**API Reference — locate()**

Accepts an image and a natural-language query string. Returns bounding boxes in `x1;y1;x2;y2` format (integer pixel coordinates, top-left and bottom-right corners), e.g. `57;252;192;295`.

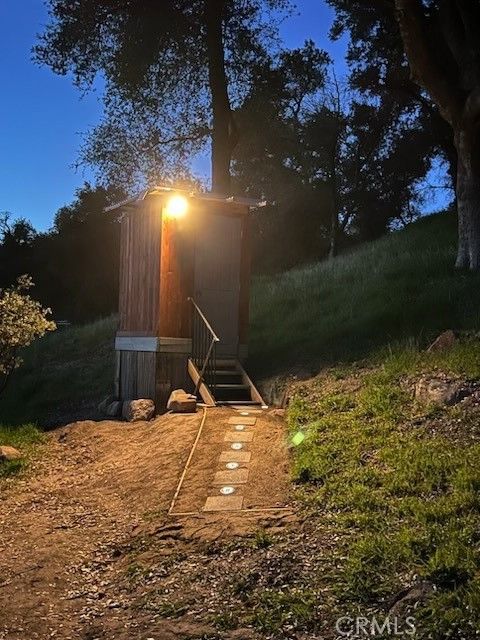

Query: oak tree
393;0;480;269
35;0;290;193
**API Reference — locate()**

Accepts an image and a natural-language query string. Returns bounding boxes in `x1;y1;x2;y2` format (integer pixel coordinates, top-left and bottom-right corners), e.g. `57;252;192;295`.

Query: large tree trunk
205;0;238;194
455;135;480;269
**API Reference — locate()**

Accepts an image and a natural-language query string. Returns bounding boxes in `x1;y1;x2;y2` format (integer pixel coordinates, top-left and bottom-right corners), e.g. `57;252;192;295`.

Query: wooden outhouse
108;187;264;410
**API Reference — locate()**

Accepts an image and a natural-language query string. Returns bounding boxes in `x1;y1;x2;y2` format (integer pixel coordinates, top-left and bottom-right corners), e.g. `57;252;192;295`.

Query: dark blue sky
0;1;344;230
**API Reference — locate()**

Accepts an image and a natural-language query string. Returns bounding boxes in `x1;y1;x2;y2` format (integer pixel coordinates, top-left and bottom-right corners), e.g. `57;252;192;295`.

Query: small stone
167;389;197;413
0;445;22;461
427;330;456;352
414;376;463;405
122;399;155;422
105;401;122;418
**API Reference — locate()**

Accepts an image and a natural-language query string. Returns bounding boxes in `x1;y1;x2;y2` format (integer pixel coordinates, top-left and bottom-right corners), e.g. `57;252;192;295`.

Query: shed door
194;212;242;356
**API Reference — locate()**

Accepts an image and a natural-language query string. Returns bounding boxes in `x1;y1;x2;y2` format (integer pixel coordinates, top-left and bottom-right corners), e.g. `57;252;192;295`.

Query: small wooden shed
108;187;264;410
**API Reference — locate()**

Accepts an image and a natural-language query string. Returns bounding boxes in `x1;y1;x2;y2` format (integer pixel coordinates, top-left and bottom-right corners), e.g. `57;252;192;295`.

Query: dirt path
0;409;291;640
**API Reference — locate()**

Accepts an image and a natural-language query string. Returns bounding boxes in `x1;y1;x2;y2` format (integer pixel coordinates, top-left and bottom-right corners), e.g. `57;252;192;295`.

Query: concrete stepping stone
213;468;249;485
231;423;252;432
228;416;257;426
203;495;244;512
224;431;253;443
219;450;251;463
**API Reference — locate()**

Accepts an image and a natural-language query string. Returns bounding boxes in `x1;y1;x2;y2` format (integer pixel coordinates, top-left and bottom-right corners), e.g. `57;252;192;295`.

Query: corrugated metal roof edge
104;186;266;212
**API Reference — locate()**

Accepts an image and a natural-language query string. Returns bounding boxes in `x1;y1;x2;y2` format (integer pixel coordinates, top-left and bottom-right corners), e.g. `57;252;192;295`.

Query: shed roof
104;186;265;213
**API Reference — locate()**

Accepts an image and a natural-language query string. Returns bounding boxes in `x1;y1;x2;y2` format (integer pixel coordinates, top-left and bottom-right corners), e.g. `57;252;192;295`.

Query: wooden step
217;400;263;406
187;357;265;407
215;384;250;391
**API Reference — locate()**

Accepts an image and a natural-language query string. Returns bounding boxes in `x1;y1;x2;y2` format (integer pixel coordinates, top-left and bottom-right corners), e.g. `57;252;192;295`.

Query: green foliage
34;0;292;188
0;423;44;478
253;528;274;549
0;275;56;394
0;316;116;426
288;338;480;636
0;184;124;324
246;588;318;633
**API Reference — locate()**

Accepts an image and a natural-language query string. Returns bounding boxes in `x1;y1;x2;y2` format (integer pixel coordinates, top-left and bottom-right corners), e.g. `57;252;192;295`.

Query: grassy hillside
286;339;480;638
250;210;480;372
2;210;480;425
0;316;116;426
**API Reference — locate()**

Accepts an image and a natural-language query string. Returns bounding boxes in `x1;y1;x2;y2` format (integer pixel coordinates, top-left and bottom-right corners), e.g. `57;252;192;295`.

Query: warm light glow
165;194;189;219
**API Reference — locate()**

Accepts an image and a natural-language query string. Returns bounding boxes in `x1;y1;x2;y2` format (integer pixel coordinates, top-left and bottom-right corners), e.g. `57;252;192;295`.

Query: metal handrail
188;297;220;342
188;297;220;397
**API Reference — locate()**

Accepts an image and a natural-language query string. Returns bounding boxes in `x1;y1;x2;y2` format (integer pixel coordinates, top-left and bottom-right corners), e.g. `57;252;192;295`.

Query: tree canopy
35;0;292;192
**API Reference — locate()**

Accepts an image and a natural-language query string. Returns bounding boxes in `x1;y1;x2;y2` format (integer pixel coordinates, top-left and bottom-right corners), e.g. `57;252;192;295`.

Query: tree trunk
328;185;339;259
455;137;480;269
205;0;238;194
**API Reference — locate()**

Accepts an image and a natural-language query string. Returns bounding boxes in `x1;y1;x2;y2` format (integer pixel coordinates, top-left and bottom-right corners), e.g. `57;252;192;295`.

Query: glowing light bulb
165;194;188;219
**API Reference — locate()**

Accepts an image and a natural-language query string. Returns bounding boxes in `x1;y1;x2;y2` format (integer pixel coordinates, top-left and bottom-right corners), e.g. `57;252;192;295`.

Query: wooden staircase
188;297;266;407
188;358;265;407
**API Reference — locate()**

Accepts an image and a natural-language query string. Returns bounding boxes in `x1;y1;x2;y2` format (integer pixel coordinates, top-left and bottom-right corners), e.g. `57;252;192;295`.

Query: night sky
0;1;344;230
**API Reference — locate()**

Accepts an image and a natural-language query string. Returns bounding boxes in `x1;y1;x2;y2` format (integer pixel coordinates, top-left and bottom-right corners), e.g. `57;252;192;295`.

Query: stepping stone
219;450;251;463
224;431;253;443
213;468;249;485
203;495;244;512
231;423;252;432
228;416;257;426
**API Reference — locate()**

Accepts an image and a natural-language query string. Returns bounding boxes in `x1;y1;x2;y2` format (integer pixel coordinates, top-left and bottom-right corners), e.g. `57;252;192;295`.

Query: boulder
427;330;456;352
414;376;463;406
105;400;123;418
0;445;22;461
167;389;197;413
122;399;155;422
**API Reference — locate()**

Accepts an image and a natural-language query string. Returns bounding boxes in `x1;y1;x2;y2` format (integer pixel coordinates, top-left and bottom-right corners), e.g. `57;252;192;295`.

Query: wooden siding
158;213;194;338
118;199;162;333
119;351;157;400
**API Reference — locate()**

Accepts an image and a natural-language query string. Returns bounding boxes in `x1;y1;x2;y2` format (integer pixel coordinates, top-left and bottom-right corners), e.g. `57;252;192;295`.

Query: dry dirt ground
0;409;295;640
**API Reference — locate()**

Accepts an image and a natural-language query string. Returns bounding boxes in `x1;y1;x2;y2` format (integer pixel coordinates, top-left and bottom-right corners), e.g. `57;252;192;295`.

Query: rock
122;399;155;422
0;445;22;461
270;408;286;418
389;581;434;616
427;330;456;352
98;395;115;414
167;389;197;413
105;400;122;418
414;376;463;405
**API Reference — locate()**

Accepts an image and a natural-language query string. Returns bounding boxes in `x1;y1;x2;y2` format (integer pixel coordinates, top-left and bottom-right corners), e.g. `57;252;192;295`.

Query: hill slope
2;210;479;425
250;210;480;372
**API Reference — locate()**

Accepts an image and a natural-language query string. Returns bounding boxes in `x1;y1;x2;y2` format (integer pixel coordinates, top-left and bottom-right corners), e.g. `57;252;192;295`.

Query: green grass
0;424;44;477
0;316;116;426
250;210;480;374
288;339;480;638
